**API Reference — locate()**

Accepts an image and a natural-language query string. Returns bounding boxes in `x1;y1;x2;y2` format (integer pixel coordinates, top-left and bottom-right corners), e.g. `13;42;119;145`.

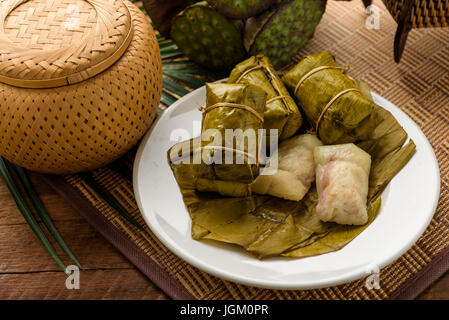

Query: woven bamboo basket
0;0;162;174
363;0;449;61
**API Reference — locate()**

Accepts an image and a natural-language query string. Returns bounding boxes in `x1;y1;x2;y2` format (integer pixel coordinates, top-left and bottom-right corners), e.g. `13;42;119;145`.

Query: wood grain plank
417;270;449;300
0;163;448;299
0;220;132;273
0;173;84;226
0;269;168;300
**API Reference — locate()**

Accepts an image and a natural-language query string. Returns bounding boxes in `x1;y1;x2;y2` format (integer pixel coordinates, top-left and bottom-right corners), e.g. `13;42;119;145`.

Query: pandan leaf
161;91;179;106
159;43;178;51
0;158;68;274
162;78;190;96
163;70;206;88
79;172;144;231
161;50;183;60
11;164;82;269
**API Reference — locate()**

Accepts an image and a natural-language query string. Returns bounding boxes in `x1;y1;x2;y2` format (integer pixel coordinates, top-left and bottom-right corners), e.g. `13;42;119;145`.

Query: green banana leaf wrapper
282;51;416;201
168;137;253;198
228;55;302;140
167;52;415;259
202;83;267;184
282;51;380;145
168;137;389;259
169;83;267;197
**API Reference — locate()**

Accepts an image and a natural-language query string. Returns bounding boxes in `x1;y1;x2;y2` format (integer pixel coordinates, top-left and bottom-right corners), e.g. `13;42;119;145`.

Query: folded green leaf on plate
283;196;382;258
368;140;416;201
228;55;302;140
282;51;381;145
167;51;415;259
202;83;267;184
283;51;416;198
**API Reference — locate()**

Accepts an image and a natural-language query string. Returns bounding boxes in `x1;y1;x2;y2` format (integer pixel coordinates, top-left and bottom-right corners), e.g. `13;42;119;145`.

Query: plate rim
133;87;440;290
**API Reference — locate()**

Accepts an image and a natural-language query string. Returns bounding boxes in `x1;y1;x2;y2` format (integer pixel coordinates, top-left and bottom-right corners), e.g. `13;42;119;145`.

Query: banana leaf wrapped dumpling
168;83;267;198
282;51;380;145
201;83;266;183
228;55;302;140
282;51;416;201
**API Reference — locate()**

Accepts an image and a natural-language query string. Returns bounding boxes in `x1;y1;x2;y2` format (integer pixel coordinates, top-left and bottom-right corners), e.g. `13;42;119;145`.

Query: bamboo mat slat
43;0;449;300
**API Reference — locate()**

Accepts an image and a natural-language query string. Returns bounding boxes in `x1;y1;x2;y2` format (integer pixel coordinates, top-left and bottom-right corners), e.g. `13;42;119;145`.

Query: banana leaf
169;137;380;259
282;51;416;200
168;137;252;197
282;51;381;145
201;83;266;184
228;55;302;140
167;53;415;259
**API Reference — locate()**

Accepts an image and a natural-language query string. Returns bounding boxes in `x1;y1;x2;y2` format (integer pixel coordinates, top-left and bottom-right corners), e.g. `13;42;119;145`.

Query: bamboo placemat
43;0;448;299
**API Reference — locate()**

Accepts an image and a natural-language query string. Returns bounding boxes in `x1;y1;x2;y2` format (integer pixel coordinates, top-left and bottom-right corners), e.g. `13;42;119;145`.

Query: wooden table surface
0;172;447;300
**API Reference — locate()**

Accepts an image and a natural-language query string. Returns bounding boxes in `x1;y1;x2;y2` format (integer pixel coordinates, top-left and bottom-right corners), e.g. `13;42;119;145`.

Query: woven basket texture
0;0;162;174
384;0;449;28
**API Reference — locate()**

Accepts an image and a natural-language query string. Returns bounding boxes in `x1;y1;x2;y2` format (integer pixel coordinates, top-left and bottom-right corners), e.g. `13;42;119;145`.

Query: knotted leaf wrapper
166;52;415;259
228;55;302;140
201;83;266;183
169;83;267;198
283;51;380;145
282;51;416;202
169;138;384;259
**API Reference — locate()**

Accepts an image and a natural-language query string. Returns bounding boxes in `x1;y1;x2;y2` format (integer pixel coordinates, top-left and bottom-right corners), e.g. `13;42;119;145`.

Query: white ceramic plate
133;86;440;290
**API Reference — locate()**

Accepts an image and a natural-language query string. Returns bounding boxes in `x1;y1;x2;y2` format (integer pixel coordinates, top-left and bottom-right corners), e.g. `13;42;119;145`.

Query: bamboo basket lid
0;0;162;174
0;0;134;88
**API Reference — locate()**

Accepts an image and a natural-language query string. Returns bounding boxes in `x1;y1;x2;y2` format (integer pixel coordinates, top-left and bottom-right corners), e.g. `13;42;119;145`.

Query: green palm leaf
0;158;68;274
158;37;218;108
79;172;144;231
11;164;82;269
